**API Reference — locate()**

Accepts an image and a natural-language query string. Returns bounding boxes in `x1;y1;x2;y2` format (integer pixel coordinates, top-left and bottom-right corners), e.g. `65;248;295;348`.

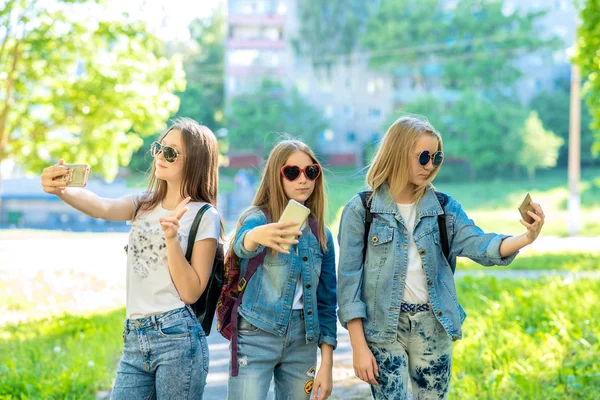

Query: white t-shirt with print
397;203;430;304
126;197;221;319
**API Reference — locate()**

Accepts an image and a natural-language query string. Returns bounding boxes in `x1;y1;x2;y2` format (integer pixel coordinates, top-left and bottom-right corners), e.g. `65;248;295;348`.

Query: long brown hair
367;115;443;203
229;139;328;257
136;118;221;229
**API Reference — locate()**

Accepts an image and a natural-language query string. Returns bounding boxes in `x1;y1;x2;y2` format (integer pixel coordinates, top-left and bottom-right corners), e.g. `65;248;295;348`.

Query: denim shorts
111;306;209;400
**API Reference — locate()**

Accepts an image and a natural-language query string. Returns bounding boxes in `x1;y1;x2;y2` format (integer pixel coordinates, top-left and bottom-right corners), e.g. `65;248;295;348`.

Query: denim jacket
337;184;518;343
233;208;337;349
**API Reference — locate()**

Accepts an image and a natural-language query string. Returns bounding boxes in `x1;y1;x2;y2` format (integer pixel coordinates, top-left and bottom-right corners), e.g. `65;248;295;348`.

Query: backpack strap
307;216;325;254
358;191;374;265
185;204;212;261
230;211;270;376
434;191;452;273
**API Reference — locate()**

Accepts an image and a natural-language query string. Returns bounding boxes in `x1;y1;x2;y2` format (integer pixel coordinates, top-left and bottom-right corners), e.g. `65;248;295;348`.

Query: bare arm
500;201;545;257
41;161;134;221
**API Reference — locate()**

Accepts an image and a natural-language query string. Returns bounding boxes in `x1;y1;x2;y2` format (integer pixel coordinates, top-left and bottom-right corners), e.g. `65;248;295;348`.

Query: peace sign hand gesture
160;197;191;240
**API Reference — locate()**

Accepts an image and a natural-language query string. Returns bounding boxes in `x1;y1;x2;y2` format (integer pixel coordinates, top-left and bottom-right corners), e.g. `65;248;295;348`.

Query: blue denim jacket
337;184;518;343
233;208;337;349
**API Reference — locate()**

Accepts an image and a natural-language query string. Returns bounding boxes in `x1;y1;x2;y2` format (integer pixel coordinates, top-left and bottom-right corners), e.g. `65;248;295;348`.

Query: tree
574;0;600;157
362;0;558;94
292;0;371;71
0;0;185;181
518;112;564;182
130;10;226;174
226;81;328;156
530;75;596;167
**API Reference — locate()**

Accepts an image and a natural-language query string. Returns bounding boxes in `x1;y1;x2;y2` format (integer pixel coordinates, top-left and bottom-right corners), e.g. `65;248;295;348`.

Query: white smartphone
278;199;311;251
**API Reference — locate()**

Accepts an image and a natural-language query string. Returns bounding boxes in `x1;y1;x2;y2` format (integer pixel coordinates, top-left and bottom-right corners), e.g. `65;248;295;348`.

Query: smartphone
278;199;311;251
54;164;90;187
518;192;535;223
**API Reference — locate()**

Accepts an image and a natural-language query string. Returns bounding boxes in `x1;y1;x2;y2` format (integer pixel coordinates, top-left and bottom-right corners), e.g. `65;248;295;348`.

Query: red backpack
216;216;320;376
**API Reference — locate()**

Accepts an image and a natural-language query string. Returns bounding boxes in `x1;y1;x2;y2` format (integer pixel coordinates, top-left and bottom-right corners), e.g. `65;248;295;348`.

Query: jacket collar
369;183;444;218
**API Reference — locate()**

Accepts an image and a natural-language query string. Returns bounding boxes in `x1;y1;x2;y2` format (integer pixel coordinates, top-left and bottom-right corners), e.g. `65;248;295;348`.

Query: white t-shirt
126;197;221;319
397;203;430;304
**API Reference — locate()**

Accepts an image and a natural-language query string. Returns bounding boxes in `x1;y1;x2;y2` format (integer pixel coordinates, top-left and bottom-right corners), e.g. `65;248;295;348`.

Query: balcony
228;14;285;26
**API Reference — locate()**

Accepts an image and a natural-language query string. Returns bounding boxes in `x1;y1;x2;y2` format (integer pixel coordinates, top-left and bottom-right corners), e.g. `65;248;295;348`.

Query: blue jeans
368;309;453;400
228;310;318;400
111;306;209;400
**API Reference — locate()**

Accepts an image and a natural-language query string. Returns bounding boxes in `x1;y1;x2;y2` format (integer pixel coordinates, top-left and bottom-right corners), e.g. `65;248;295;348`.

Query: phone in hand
518;192;535;224
54;164;90;187
278;199;311;251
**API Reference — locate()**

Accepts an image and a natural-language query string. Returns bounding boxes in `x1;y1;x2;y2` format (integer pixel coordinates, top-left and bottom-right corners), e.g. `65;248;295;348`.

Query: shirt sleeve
194;205;221;242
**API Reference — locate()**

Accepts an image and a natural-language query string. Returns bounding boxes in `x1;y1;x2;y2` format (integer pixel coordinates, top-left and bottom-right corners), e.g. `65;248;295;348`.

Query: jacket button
305;284;311;289
308;337;313;341
371;236;378;243
452;335;458;341
302;256;308;261
427;280;433;286
437;311;443;316
419;249;426;255
307;311;313;316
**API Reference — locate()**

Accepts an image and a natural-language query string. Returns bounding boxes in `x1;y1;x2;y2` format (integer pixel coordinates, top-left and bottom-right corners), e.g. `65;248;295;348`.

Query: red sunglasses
280;164;321;181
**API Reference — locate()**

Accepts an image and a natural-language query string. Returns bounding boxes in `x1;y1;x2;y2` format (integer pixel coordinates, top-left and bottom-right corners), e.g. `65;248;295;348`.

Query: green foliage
175;12;225;129
0;0;185;180
519;112;564;181
452;276;600;399
575;0;600;158
363;0;558;93
530;77;597;166
226;80;328;156
0;309;125;399
456;251;600;272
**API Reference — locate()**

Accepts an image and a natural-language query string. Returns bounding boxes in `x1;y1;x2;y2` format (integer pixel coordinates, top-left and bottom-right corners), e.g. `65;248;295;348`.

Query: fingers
174;206;189;220
366;367;378;385
276;228;303;237
174;197;191;213
273;237;299;246
160;221;178;231
276;221;300;229
44;166;69;179
160;217;181;227
526;210;542;223
269;242;290;254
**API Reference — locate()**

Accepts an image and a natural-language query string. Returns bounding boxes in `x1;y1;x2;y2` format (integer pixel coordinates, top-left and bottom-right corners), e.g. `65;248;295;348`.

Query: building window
346;132;357;143
368;108;382;119
367;78;385;94
324;105;334;118
343;105;354;117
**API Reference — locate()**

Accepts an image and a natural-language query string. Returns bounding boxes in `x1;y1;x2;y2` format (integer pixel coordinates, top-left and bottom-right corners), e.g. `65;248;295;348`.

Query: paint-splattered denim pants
228;310;318;400
368;309;453;400
111;306;209;400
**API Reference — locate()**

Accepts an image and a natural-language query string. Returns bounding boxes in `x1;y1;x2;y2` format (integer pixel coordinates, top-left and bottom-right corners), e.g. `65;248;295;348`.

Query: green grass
0;309;125;399
452;276;600;399
457;251;600;272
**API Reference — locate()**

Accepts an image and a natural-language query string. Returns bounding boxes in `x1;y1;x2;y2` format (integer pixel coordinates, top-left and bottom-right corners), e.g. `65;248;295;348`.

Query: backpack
186;204;224;335
358;190;452;273
216;213;320;376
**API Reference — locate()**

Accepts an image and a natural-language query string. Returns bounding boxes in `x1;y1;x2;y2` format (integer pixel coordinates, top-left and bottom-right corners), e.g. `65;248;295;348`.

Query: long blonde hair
367;115;443;203
229;139;328;257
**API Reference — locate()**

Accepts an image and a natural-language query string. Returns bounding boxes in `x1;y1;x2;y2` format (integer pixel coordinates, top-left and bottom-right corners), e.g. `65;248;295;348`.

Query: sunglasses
150;141;185;163
417;150;444;167
281;164;321;181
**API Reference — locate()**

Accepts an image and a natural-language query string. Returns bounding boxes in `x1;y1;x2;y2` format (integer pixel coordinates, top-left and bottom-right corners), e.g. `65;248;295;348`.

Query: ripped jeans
368;309;453;400
227;310;318;400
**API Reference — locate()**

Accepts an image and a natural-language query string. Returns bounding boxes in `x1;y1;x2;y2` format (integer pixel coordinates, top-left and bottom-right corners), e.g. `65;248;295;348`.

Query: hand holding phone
278;199;311;251
518;193;535;224
53;163;90;187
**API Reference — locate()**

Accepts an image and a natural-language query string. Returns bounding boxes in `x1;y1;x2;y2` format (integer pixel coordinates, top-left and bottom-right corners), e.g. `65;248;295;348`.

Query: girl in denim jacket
41;118;221;399
337;116;545;399
227;140;337;400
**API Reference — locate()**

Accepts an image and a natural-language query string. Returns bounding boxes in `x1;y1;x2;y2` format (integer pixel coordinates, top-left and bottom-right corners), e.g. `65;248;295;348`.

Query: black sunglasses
417;150;444;167
150;141;185;163
281;164;321;181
